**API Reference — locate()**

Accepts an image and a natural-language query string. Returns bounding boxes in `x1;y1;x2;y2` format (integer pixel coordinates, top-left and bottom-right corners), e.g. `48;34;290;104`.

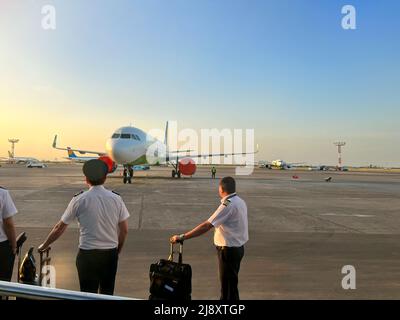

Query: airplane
53;122;258;183
65;148;98;163
6;151;40;164
259;159;305;170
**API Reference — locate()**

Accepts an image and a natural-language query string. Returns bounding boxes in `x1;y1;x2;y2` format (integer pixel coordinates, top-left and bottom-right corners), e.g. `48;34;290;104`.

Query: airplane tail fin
164;121;169;150
52;135;58;149
164;121;170;162
67;148;77;158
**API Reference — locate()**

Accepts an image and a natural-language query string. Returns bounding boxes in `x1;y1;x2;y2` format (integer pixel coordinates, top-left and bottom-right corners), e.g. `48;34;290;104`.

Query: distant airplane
53;122;258;183
7;151;39;164
64;148;98;163
259;159;305;170
308;165;328;171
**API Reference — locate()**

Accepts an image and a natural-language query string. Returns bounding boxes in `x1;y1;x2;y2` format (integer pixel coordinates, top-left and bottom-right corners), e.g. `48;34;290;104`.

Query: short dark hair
87;176;106;186
220;176;236;194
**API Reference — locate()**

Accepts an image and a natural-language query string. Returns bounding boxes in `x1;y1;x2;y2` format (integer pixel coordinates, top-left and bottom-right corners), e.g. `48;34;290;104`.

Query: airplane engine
98;156;118;173
178;157;197;176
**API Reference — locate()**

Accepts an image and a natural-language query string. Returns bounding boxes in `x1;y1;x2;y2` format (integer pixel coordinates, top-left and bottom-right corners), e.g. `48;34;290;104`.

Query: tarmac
1;163;400;299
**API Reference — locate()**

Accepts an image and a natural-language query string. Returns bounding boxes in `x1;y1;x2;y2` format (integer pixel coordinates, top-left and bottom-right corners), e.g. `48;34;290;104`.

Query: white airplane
53;122;258;182
259;159;304;170
6;151;40;164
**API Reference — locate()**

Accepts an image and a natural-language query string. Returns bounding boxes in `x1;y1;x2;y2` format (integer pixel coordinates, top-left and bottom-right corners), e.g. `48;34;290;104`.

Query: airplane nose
106;139;131;164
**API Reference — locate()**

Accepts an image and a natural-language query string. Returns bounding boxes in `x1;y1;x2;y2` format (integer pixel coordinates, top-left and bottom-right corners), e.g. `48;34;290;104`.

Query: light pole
334;141;346;170
8;138;19;163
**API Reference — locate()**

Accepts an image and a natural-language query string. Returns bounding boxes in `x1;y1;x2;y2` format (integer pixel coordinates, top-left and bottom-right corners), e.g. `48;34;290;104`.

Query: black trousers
216;245;244;300
0;240;15;282
76;248;118;295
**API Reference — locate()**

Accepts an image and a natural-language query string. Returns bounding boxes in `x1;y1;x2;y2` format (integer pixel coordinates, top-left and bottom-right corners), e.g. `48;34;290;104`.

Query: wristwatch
178;233;185;242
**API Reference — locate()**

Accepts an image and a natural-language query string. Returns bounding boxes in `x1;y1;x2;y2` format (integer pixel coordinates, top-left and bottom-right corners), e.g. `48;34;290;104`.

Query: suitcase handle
38;247;51;286
168;242;183;264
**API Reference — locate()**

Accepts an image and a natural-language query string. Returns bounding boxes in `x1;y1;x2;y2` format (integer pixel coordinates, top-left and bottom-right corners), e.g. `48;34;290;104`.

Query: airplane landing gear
171;169;181;178
170;154;181;179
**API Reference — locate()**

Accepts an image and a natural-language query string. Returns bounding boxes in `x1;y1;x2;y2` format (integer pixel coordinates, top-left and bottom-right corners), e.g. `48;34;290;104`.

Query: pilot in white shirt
39;159;130;295
171;176;248;300
0;187;18;282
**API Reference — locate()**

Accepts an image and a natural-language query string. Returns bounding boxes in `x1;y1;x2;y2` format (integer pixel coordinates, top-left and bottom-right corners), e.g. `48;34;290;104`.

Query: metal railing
0;281;137;300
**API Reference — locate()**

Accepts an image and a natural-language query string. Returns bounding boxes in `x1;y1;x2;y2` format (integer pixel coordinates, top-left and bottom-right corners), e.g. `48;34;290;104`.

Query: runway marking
320;213;375;218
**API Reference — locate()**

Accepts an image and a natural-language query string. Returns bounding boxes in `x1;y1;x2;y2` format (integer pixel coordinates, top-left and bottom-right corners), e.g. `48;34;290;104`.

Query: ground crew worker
170;176;248;300
38;159;130;295
0;187;18;282
211;166;217;179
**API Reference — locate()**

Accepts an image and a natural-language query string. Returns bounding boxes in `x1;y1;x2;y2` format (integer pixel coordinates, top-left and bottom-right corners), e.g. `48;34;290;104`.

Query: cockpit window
134;134;141;141
112;133;120;139
121;133;131;139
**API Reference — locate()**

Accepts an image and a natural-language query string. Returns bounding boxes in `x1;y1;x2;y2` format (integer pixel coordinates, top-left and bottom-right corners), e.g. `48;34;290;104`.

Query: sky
0;0;399;166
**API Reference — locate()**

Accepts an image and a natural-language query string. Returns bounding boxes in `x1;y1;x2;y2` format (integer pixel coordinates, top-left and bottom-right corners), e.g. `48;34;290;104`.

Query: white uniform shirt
207;193;249;247
0;188;18;242
61;185;130;250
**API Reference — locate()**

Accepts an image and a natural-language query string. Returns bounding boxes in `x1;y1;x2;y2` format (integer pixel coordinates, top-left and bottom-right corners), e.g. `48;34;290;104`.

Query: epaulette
73;190;84;197
112;190;120;196
222;199;231;207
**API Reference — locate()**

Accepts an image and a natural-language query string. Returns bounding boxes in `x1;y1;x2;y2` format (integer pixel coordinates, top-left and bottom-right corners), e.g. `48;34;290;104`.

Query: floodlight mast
334;141;346;170
8;138;19;163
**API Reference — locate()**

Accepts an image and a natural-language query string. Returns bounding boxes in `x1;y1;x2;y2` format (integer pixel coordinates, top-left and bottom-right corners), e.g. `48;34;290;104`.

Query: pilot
38;159;130;295
0;186;18;283
170;176;248;300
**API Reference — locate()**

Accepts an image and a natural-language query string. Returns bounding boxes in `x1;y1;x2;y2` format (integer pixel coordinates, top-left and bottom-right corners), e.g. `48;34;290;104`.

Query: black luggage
149;241;192;300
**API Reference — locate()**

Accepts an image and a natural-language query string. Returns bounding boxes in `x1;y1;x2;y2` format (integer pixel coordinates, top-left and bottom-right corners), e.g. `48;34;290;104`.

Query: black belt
79;248;117;253
216;245;244;250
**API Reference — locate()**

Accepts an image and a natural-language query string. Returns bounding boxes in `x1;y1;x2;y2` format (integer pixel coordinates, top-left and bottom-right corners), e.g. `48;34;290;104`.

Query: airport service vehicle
259;159;304;170
26;162;47;168
133;165;150;171
308;165;328;171
53;122;256;183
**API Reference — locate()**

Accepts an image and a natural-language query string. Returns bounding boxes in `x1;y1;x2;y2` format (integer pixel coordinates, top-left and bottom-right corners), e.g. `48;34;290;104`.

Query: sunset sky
1;0;399;166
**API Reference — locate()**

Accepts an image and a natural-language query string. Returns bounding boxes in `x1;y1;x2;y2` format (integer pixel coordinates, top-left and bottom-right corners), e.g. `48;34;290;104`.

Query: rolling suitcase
149;241;192;300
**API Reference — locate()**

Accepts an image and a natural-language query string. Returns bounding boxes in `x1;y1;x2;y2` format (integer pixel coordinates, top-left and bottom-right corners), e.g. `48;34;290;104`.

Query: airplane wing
52;135;106;156
166;145;259;161
162;121;258;163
